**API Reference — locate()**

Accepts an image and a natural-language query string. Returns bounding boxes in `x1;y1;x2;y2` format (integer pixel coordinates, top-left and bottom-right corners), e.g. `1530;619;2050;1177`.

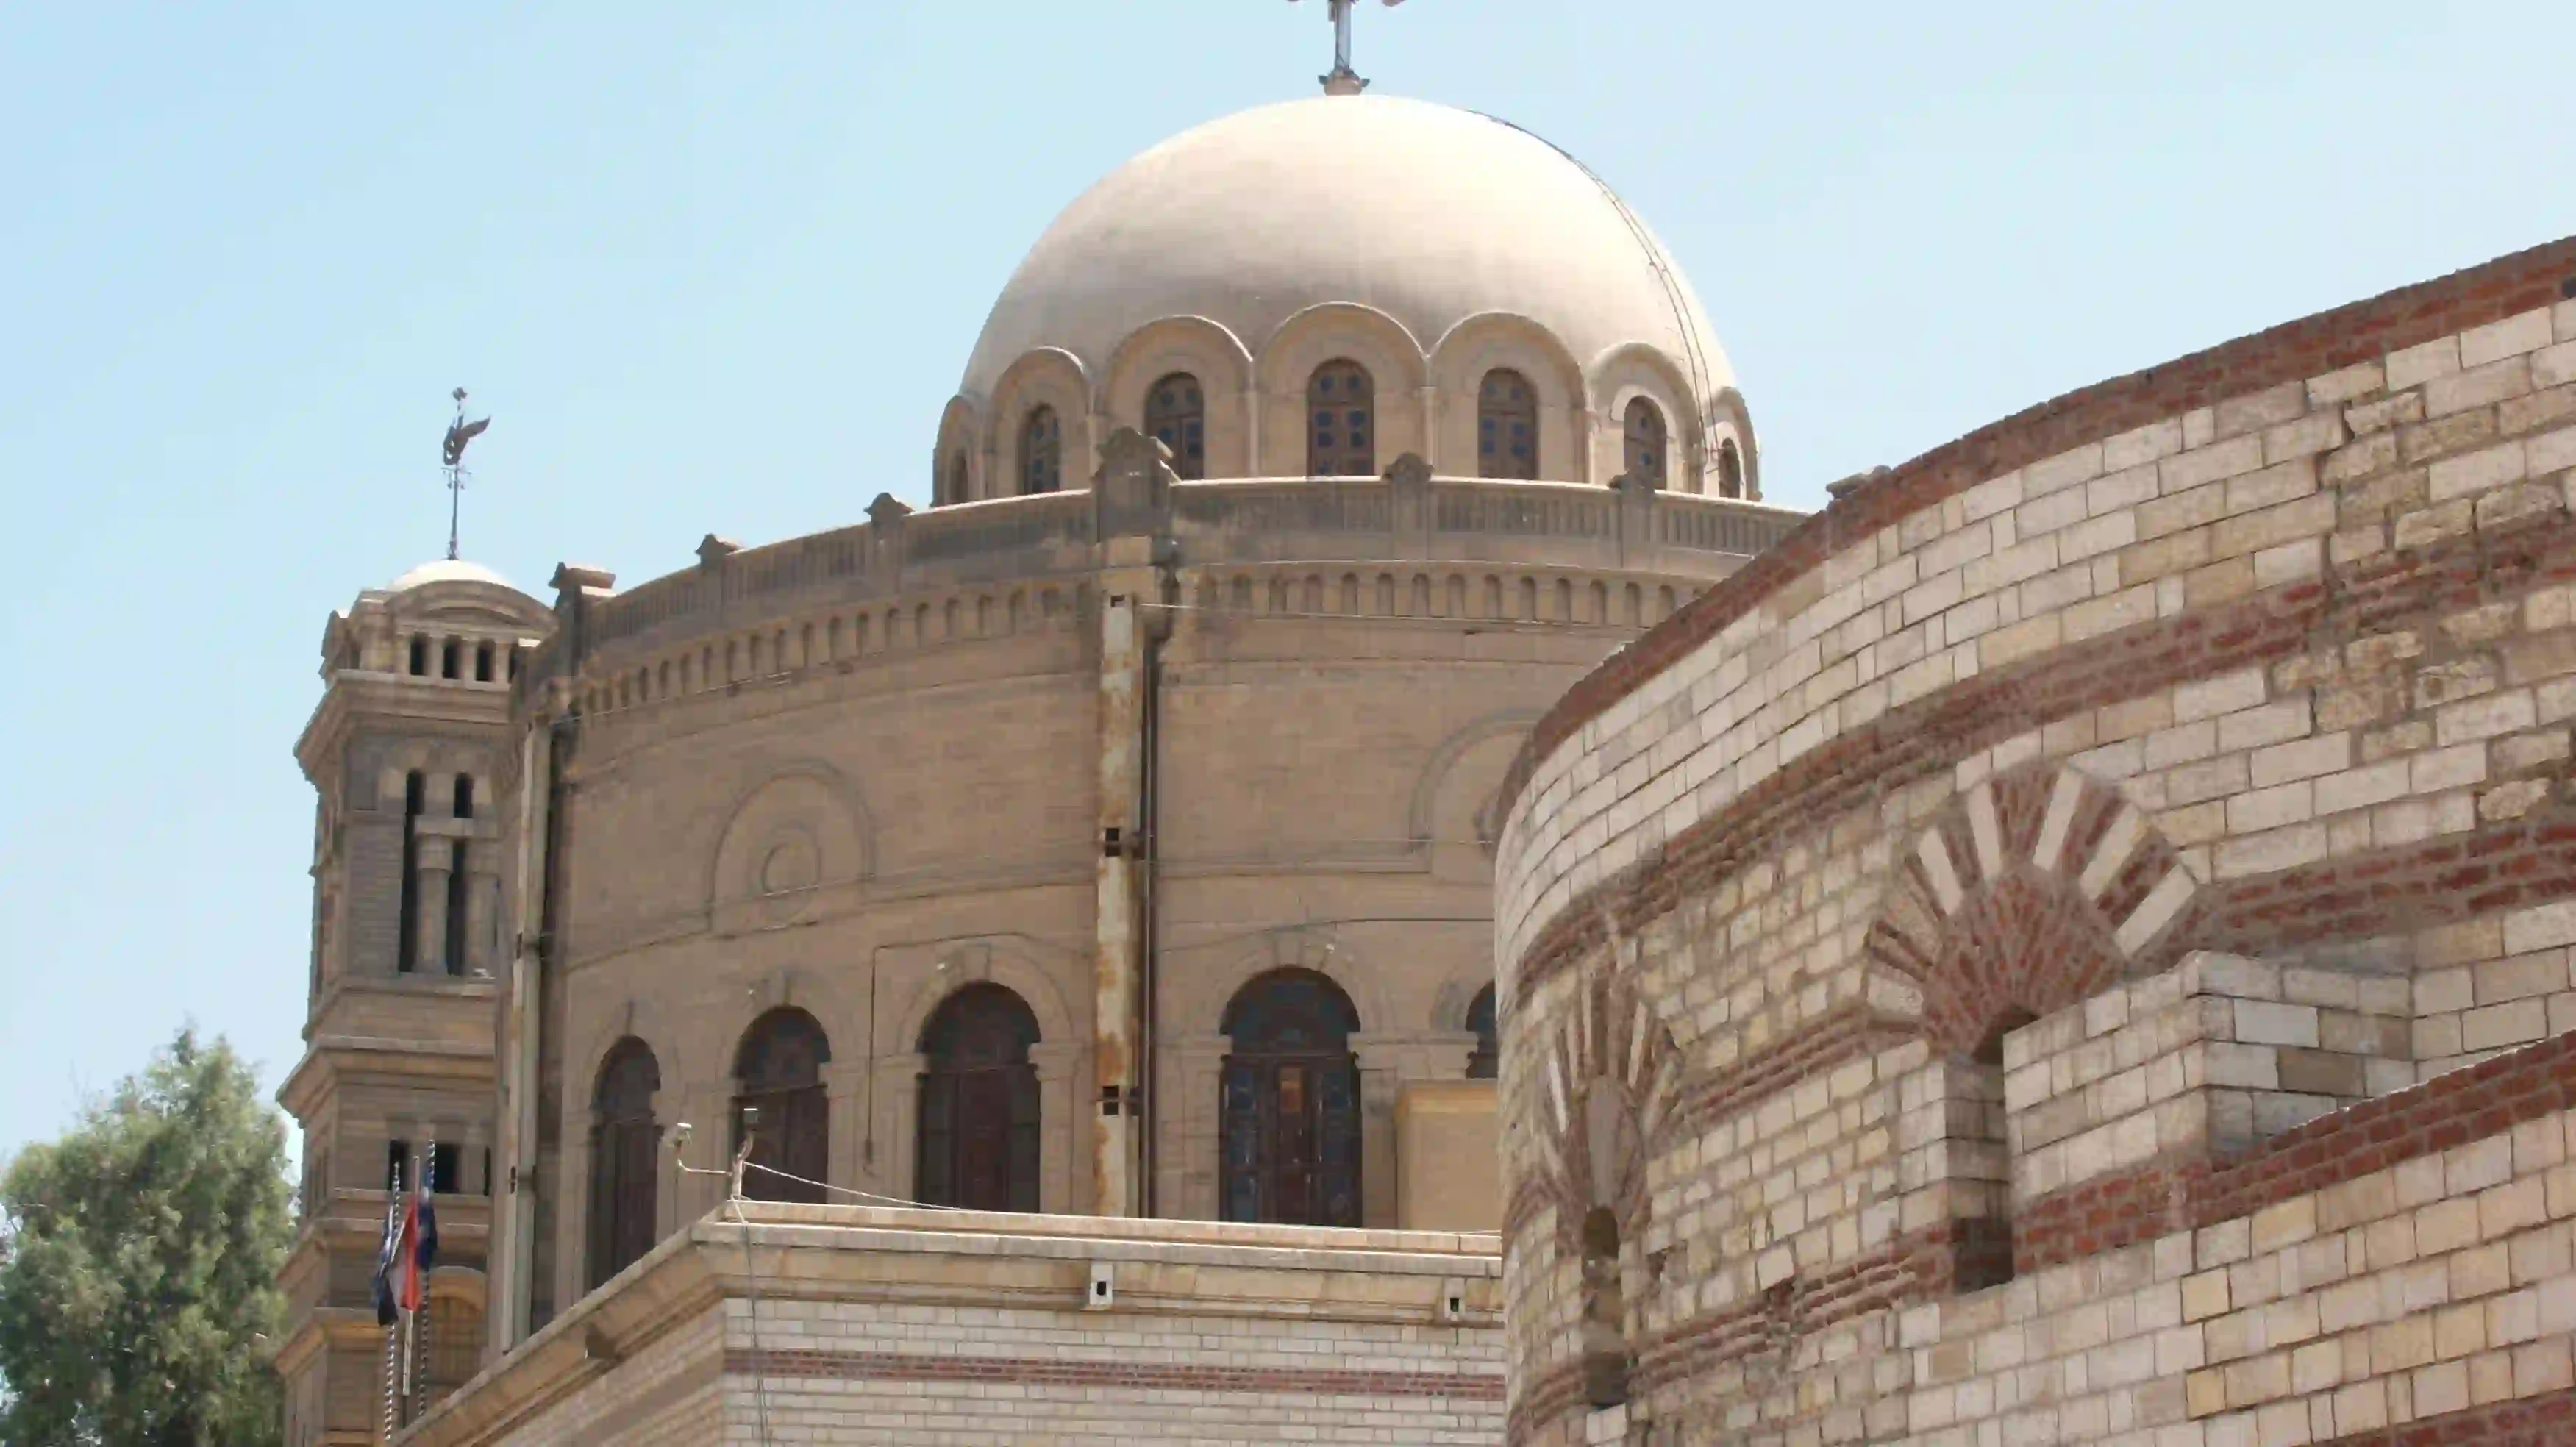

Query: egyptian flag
370;1174;441;1325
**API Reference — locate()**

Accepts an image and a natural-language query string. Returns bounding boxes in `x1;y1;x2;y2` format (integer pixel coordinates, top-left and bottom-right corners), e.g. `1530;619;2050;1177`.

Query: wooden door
918;985;1043;1212
1220;1052;1360;1226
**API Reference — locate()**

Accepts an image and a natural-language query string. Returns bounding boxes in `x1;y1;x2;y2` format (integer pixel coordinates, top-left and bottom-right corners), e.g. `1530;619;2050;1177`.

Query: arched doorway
1219;968;1361;1226
916;984;1041;1212
732;1007;831;1204
586;1037;660;1290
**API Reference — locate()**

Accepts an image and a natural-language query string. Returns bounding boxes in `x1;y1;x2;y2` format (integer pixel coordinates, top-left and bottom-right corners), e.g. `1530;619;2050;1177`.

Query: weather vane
1291;0;1409;96
439;387;490;562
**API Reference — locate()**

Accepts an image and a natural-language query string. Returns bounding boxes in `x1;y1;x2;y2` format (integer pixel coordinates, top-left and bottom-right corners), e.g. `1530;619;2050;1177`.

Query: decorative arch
707;760;875;935
1200;927;1390;1038
1866;762;2204;1056
1427;312;1585;481
885;940;1080;1062
1102;315;1253;477
1526;962;1683;1248
982;347;1091;491
1409;710;1543;860
1709;385;1760;500
933;395;983;504
1255;302;1427;474
1587;342;1702;493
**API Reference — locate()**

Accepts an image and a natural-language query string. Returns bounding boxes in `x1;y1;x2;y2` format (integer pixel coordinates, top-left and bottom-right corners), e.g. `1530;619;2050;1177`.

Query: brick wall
1494;242;2576;1446
402;1205;1504;1447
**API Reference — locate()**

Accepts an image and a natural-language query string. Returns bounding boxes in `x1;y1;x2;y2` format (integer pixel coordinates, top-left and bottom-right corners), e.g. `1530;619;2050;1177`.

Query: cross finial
1294;0;1409;96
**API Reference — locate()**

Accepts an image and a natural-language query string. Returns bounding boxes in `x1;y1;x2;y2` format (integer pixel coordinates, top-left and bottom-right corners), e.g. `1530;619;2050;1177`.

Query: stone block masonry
397;1204;1504;1447
1495;239;2576;1446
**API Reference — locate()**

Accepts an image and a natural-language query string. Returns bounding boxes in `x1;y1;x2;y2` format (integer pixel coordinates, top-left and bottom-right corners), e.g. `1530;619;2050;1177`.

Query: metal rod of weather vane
382;1158;402;1443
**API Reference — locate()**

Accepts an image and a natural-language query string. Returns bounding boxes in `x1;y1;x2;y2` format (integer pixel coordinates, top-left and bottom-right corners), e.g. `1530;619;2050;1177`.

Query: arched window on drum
1621;397;1667;489
1219;968;1361;1227
1716;437;1745;499
1018;406;1062;494
1306;360;1374;477
732;1008;832;1203
1465;984;1499;1080
1145;373;1206;480
586;1038;660;1290
916;983;1042;1212
1477;370;1538;480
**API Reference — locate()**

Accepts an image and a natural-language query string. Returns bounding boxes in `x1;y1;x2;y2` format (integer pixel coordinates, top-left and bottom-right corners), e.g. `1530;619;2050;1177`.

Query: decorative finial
1292;0;1409;96
440;387;491;562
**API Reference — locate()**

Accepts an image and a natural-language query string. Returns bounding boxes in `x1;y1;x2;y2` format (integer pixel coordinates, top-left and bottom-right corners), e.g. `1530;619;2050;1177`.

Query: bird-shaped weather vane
1291;0;1409;96
440;387;490;562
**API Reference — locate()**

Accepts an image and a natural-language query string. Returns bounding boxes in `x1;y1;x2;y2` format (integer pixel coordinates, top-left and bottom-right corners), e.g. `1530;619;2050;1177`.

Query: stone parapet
399;1203;1503;1447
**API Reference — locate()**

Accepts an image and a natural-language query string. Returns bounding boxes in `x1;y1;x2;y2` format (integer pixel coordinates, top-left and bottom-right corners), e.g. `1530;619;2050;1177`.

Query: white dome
388;557;510;593
959;95;1734;405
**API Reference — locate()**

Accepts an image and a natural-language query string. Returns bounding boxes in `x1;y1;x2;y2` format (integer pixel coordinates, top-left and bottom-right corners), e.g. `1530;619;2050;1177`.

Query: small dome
388;557;510;593
960;94;1734;403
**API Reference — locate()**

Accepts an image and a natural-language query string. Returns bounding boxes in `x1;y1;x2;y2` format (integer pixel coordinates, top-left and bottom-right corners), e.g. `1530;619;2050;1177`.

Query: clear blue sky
1;1;2566;1160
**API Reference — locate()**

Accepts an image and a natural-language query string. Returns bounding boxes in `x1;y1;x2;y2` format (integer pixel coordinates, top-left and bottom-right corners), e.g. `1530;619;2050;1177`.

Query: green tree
0;1029;292;1446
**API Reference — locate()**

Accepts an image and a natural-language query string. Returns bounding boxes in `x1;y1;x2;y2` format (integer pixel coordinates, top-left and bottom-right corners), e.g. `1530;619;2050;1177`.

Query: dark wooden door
1221;1051;1360;1226
588;1038;661;1289
917;985;1043;1212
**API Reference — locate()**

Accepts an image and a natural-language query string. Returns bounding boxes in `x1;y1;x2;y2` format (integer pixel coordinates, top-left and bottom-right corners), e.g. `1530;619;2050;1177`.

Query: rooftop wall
402;1204;1504;1447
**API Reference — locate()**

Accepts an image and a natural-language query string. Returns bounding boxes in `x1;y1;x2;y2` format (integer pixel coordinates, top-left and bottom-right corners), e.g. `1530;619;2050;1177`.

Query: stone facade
399;1204;1502;1447
278;565;557;1446
279;84;1801;1445
1494;240;2576;1445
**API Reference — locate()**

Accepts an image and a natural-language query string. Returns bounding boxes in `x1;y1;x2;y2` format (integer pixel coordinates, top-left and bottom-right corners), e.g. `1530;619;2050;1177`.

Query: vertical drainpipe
493;708;551;1351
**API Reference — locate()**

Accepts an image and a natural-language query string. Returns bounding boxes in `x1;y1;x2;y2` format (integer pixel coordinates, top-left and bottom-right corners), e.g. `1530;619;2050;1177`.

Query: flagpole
382;1157;402;1443
407;1126;435;1421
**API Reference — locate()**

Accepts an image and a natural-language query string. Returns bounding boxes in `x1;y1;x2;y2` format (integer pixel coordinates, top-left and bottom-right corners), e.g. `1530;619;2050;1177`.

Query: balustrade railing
568;474;1800;662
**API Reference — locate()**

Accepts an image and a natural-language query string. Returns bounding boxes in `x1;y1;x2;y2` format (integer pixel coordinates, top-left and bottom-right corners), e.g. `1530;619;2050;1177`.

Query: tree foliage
0;1029;292;1446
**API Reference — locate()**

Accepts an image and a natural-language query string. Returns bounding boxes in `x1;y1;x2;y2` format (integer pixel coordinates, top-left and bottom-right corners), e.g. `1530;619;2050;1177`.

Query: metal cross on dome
1292;0;1409;96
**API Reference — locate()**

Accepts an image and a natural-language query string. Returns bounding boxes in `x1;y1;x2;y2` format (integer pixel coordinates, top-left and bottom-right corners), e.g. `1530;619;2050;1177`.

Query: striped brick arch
1527;960;1684;1246
1869;763;2202;1057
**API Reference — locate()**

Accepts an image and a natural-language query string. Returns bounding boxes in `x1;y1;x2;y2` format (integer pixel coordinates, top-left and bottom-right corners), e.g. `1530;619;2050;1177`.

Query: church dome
960;94;1733;404
387;557;511;593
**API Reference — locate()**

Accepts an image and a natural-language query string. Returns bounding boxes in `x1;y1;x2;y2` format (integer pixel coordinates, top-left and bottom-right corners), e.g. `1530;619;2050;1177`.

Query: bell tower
273;560;552;1445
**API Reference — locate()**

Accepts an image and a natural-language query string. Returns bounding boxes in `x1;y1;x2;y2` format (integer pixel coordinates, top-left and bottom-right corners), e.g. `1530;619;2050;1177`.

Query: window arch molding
884;945;1080;1214
1585;343;1704;492
980;347;1090;493
1103;316;1253;479
932;396;982;504
1253;302;1426;476
1427;312;1584;481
